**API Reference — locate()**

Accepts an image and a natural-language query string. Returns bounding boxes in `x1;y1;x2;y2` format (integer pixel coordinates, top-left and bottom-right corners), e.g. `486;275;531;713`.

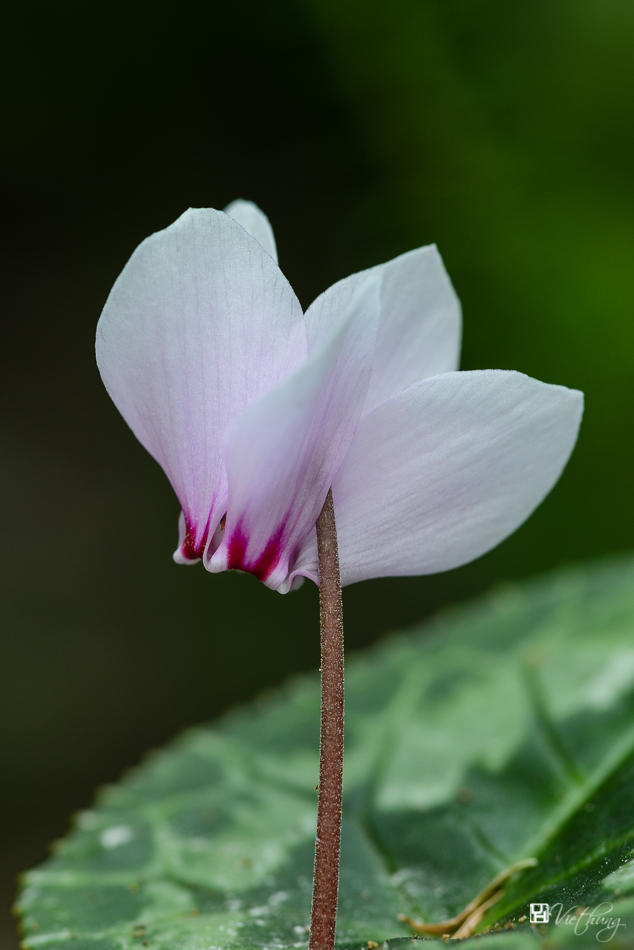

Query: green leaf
16;557;634;949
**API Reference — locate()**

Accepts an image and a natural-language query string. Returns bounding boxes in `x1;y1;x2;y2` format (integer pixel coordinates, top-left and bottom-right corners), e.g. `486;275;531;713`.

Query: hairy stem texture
309;488;344;950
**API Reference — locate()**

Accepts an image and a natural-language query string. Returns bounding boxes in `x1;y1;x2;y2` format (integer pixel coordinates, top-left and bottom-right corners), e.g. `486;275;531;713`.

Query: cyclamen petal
224;199;278;263
209;276;380;591
97;201;583;593
305;245;461;413
96;208;306;561
330;370;584;586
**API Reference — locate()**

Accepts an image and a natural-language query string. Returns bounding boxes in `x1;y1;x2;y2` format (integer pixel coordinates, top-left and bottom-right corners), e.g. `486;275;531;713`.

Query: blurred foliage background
1;0;633;945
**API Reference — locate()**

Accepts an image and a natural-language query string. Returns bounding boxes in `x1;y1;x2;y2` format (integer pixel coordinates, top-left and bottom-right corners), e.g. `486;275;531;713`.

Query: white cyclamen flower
96;200;583;593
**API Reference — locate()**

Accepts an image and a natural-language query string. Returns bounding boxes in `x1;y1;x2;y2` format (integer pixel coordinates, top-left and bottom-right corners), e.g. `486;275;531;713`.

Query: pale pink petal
328;370;583;587
285;529;319;590
224;199;278;263
96;208;306;562
209;276;381;592
305;246;461;413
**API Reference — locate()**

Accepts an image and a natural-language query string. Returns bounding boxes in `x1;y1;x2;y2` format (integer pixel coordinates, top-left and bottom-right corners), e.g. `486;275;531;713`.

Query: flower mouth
180;515;285;585
180;512;226;563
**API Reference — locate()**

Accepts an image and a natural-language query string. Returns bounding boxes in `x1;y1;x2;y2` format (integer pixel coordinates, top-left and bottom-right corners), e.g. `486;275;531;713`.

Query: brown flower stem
309;488;344;950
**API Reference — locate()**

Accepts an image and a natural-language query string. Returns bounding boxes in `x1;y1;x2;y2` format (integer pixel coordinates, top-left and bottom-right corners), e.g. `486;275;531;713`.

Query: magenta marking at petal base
251;526;285;581
227;526;248;571
227;523;285;581
181;518;210;561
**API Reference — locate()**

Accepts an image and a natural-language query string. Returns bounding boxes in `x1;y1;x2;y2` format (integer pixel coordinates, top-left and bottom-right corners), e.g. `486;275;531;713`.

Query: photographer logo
530;903;550;924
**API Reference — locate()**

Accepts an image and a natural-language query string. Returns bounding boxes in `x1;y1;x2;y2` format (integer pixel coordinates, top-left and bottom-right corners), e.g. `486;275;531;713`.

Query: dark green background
1;1;633;946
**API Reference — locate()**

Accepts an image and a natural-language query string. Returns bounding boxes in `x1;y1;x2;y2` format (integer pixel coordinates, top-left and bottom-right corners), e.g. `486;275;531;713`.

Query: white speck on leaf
269;891;289;906
100;826;134;849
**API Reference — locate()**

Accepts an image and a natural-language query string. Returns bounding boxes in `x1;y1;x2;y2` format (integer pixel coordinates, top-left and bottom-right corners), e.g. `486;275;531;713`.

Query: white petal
224;199;278;263
305;246;461;413
331;370;583;586
285;528;319;590
96;208;306;559
209;276;381;591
